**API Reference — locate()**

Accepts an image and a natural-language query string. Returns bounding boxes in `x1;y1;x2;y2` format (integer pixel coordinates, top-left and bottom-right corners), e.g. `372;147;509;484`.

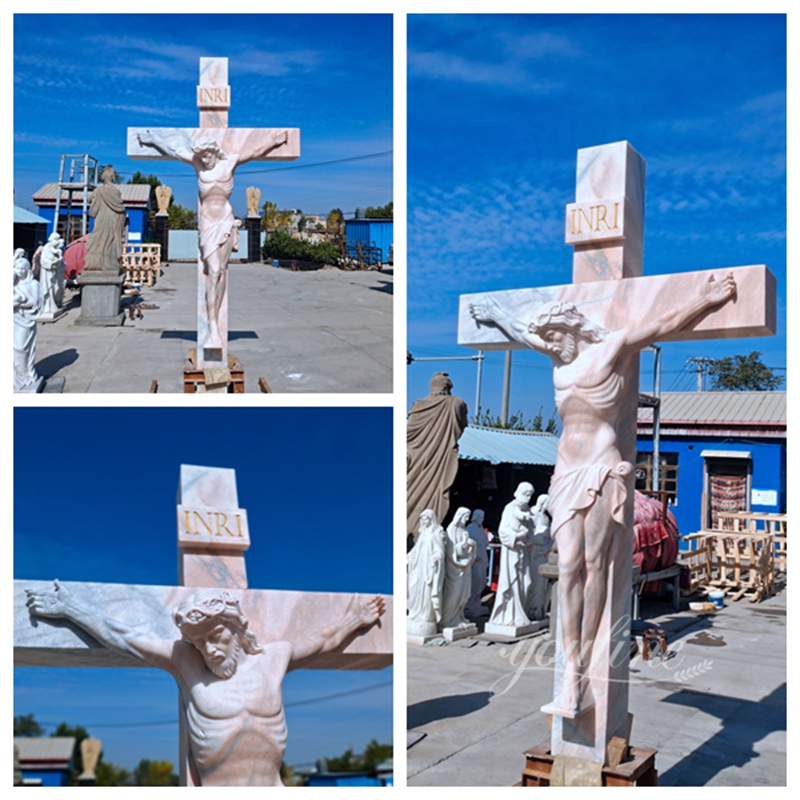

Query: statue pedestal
442;623;478;642
155;214;170;261
246;216;261;262
38;307;66;323
76;271;125;326
484;619;547;638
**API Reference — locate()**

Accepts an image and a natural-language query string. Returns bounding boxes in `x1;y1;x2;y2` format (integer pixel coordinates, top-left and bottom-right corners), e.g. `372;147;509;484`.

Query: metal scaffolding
52;154;99;242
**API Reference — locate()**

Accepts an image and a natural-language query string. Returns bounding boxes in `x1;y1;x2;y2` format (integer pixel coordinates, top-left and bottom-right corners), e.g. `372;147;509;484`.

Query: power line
32;680;393;730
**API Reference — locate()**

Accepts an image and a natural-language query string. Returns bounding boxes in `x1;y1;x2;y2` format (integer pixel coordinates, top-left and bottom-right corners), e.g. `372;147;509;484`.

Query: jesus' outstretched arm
625;272;737;351
288;595;385;669
469;294;548;353
136;129;195;165
25;579;176;671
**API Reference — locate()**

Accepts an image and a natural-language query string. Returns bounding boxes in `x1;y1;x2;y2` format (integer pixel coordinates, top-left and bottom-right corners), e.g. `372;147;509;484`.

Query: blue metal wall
345;219;393;262
38;207;148;242
636;434;786;540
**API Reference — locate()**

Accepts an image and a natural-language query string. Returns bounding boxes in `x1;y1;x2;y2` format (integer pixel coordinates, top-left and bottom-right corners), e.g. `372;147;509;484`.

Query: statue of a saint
407;509;446;638
155;184;172;215
526;494;553;621
85;166;126;271
14;250;44;392
136;128;288;350
470;272;737;716
465;509;489;619
441;507;476;629
25;582;385;786
246;186;262;218
487;482;535;628
39;232;66;315
407;373;468;541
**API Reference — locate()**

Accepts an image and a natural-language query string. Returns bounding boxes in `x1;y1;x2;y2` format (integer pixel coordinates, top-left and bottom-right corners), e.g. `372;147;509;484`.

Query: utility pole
686;356;714;392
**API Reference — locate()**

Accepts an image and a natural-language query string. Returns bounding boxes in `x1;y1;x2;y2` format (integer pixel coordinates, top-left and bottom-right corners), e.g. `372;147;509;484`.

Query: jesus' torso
176;640;293;786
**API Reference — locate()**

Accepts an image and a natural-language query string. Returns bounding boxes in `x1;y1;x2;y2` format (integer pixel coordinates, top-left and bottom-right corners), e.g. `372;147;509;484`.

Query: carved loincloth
549;462;633;538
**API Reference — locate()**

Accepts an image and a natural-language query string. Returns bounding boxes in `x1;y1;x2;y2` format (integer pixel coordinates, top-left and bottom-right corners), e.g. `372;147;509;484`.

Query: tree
50;722;90;778
14;714;44;737
361;739;392;770
95;760;132;786
364;201;393;219
707;351;784;391
133;758;179;786
473;406;559;433
321;741;393;773
167;202;197;230
326;208;344;236
128;171;165;232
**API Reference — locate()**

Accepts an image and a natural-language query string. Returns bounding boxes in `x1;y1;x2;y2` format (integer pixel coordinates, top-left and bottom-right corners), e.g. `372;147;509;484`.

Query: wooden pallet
520;742;657;787
183;351;245;393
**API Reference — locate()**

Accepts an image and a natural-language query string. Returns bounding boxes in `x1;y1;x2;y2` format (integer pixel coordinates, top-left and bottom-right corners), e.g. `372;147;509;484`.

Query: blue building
636;392;786;538
345;217;393;264
31;182;151;244
14;737;75;786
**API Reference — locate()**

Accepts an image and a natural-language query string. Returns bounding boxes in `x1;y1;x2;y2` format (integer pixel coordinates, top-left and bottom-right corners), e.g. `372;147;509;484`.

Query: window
635;451;679;503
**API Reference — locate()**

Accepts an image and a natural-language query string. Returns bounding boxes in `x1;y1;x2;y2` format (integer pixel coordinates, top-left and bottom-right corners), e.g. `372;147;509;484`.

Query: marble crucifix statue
459;141;776;766
15;465;392;786
127;58;300;368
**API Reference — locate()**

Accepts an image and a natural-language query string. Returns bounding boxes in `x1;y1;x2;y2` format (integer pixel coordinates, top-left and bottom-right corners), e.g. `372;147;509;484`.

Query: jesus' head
174;590;263;678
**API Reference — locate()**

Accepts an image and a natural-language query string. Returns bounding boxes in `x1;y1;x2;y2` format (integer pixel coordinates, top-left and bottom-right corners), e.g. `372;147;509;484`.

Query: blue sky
14;406;393;775
407;14;786;420
13;14;393;219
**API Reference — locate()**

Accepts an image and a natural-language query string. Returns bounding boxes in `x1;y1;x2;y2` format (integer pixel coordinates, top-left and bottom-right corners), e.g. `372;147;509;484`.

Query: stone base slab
484;619;547;638
442;624;478;642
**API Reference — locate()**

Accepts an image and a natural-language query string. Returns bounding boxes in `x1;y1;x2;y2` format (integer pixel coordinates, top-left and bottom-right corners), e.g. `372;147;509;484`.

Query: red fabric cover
632;490;679;592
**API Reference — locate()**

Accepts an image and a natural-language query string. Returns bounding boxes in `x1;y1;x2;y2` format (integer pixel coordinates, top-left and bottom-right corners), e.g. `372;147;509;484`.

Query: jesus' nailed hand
26;580;386;786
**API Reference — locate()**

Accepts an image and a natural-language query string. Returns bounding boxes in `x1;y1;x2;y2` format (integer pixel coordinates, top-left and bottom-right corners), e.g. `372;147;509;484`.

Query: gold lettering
594;204;608;230
214;512;234;537
235;514;244;538
192;511;214;536
612;202;620;229
578;208;593;235
184;509;195;534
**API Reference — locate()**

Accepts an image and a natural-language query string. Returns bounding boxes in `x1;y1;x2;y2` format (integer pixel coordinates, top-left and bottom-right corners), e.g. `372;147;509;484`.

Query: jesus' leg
541;516;585;718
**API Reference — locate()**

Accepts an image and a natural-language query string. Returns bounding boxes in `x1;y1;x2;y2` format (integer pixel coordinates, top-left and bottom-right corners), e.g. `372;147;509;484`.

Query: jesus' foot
540;669;582;718
205;325;224;350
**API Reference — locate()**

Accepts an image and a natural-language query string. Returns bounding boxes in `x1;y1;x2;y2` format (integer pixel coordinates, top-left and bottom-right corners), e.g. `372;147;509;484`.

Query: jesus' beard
205;636;242;680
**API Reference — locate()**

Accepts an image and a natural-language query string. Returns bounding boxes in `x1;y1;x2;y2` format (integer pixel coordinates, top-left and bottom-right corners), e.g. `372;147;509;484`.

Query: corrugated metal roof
14;205;48;224
14;737;75;761
458;425;559;465
32;182;151;205
638;391;786;425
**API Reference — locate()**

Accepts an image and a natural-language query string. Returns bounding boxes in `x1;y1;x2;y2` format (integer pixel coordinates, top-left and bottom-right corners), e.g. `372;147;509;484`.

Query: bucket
273;259;279;268
708;589;725;609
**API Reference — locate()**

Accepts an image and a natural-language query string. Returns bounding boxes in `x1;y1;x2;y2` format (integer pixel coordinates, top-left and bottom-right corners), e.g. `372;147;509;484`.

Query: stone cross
127;58;300;369
15;465;392;786
459;141;775;766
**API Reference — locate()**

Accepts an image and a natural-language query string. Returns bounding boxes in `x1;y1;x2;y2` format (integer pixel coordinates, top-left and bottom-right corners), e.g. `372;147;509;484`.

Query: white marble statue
470;273;737;716
25;581;385;786
407;509;446;638
465;509;489;619
487;482;535;628
39;232;66;316
14;250;44;392
136;127;288;350
526;494;553;621
441;507;476;629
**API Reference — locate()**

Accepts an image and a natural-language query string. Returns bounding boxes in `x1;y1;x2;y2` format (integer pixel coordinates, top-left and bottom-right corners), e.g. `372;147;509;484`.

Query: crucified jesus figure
470;272;736;717
136;128;288;350
26;581;385;785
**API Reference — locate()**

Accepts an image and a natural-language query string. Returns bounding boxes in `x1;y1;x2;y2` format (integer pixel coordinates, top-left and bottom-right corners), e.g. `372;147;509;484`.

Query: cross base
184;350;244;393
519;741;657;787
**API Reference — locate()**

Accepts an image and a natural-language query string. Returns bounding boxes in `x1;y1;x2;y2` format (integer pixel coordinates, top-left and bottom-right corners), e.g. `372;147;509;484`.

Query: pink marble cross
459;141;775;766
127;58;300;369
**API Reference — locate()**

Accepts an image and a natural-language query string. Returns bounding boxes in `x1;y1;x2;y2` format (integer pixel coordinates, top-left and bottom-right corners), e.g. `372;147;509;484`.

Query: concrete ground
408;586;786;786
33;260;393;393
